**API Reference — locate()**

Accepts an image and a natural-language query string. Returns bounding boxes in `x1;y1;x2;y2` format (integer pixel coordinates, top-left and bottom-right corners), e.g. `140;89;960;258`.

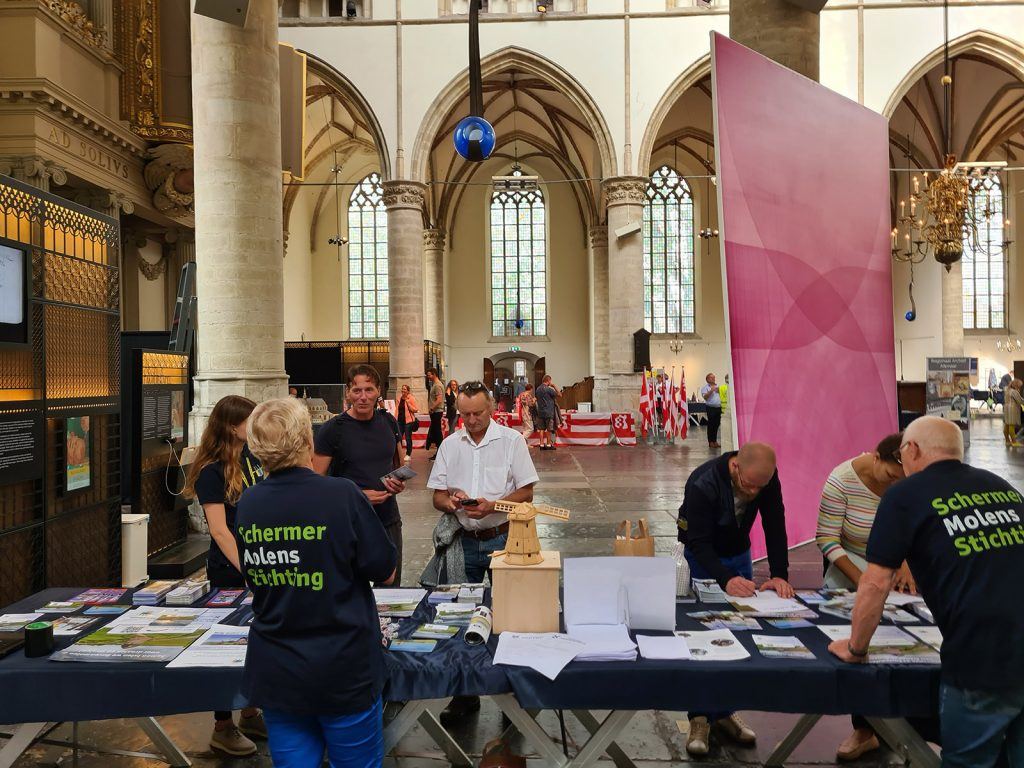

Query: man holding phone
427;381;539;725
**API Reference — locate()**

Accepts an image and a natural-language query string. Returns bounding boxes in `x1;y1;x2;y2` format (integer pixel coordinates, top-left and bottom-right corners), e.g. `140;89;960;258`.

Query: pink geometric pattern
711;34;897;559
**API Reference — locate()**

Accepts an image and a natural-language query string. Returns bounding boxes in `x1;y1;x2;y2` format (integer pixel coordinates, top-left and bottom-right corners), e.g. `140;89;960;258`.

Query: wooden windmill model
490;501;571;565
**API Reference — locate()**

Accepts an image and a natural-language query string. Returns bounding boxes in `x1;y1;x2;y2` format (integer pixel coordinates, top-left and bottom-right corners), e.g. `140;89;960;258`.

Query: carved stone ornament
602;176;648;207
381;180;426;211
588;225;608;248
71;188;135;216
138;251;167;281
0;156;68;191
143;144;195;217
45;1;106;49
423;228;446;250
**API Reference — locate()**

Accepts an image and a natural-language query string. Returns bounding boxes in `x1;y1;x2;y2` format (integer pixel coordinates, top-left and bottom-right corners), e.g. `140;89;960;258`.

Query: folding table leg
764;713;822;767
492;694;569;767
866;717;940;768
133;718;191;768
0;722;48;768
382;700;431;755
571;710;637;768
565;710;634;768
416;706;473;767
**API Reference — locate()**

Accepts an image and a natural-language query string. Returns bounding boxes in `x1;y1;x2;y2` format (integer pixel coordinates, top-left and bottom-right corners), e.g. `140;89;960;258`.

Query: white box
121;513;150;587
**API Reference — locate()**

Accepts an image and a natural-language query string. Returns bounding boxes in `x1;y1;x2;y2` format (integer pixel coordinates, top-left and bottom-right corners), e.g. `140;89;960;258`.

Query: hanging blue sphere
453;116;496;162
905;310;916;321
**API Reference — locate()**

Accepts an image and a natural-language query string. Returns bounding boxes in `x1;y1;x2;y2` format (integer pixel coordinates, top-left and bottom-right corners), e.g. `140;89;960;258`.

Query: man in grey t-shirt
535;375;560;451
426;368;445;458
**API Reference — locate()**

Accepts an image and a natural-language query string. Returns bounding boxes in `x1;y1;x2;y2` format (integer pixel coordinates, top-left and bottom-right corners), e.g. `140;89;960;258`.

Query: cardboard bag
613;519;655;557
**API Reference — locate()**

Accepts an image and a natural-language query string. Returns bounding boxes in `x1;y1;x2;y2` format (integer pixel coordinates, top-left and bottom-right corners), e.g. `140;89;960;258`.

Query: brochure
132;581;180;605
166;625;249;668
84;605;129;617
753;634;815;660
428;586;461;604
166;580;211;606
71;588;127;605
908;626;943;651
688;611;761;631
381;465;417;485
796;590;827;605
820;597;918;624
728;593;807;616
912;602;935;623
373;588;427;617
51;616;100;636
0;613;42;632
494;633;585;680
411;623;460;640
675;629;751;661
205;589;246;608
434;602;475;626
389;638;437;653
817;625;940;665
766;617;815;630
692;579;729;604
457;586;484;604
38;601;83;614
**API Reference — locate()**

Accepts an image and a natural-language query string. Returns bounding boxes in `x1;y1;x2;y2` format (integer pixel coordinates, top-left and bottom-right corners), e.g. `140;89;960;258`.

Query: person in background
313;365;407;585
535;375;560;451
396;384;418;462
815;431;910;762
677;442;793;756
185;395;266;757
238;397;397;768
288;386;299;398
445;379;459;436
1002;378;1022;447
999;371;1013;390
427;381;539;726
425;368;445;459
829;416;1024;767
701;373;723;449
518;383;536;439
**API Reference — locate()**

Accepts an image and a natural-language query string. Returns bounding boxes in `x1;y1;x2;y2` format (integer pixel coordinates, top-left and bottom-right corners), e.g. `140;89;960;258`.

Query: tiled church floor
8;415;1022;767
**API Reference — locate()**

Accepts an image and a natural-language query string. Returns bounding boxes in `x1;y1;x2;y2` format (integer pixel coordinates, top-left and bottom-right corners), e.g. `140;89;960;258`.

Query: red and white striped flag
639;369;652;437
677;368;688;439
666;368;678;439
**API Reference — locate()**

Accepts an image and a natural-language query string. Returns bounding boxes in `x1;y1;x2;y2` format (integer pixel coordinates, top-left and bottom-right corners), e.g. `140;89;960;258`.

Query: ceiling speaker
194;0;250;26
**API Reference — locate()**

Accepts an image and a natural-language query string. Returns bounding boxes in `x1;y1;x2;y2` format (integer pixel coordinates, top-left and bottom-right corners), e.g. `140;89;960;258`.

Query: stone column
942;262;965;357
423;228;446;345
88;0;114;51
589;224;609;383
384;180;428;405
596;177;648;414
730;0;820;81
190;0;287;438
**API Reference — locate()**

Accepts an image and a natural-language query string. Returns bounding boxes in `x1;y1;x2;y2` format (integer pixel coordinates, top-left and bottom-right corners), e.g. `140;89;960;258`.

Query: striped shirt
816;457;880;563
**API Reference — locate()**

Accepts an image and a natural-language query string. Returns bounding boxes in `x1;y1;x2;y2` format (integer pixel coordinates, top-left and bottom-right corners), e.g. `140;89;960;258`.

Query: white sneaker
404;455;412;463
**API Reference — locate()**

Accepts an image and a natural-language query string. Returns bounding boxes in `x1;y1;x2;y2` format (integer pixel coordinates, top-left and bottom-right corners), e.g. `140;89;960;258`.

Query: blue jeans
939;683;1024;767
461;531;508;584
263;698;383;768
684;549;753;724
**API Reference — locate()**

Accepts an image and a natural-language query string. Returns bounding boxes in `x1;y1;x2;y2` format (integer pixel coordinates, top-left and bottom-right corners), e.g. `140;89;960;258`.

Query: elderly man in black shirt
677;441;794;756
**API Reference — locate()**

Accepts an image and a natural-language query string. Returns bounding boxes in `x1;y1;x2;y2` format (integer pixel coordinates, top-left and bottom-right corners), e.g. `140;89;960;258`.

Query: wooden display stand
491;551;561;634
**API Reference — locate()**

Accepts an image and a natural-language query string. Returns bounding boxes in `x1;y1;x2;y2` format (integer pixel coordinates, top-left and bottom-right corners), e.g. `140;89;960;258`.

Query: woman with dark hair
397;384;418;461
445;379;459;434
815;431;911;762
184;395;266;756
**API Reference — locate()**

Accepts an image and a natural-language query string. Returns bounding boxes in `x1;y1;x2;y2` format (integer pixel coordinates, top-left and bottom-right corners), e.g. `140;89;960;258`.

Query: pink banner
711;34;897;558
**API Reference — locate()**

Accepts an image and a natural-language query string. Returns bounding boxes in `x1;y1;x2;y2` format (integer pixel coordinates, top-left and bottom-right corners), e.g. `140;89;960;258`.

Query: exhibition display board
0;174;122;607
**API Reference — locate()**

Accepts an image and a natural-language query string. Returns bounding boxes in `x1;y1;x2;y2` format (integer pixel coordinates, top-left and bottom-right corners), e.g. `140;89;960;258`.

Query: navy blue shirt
867;460;1024;691
235;467;397;715
314;411;402;527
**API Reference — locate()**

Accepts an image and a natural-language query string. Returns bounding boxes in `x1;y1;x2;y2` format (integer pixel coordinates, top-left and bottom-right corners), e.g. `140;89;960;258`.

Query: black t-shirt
314;411;402;527
195;444;265;587
235;467;397;716
867;460;1024;691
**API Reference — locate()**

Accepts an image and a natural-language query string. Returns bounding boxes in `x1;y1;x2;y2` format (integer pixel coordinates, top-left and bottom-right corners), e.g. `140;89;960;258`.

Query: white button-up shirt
426;419;539;531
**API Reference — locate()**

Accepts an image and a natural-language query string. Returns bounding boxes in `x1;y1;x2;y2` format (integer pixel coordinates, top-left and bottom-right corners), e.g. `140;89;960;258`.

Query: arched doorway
485;351;545;411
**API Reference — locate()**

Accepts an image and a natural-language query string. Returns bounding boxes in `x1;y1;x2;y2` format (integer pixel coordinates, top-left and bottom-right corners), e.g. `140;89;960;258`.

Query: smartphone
461;498;479;507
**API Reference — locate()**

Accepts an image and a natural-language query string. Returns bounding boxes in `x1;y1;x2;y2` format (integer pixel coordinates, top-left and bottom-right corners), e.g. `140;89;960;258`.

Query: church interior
1;0;1023;766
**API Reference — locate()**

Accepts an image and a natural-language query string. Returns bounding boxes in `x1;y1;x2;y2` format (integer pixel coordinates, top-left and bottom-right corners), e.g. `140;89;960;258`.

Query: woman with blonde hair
184;394;266;756
238;397;397;768
1003;378;1022;447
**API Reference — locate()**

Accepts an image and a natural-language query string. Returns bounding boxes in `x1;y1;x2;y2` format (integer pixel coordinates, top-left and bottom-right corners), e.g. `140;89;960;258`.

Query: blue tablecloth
498;605;940;717
0;588;509;725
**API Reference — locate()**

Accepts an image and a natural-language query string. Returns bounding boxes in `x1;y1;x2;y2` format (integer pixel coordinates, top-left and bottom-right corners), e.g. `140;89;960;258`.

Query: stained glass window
962;176;1005;330
490;175;547;337
643;165;695;334
348;172;389;339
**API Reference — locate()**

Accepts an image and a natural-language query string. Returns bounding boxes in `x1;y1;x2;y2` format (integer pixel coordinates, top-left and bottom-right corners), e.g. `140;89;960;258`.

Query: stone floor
7;415;1022;767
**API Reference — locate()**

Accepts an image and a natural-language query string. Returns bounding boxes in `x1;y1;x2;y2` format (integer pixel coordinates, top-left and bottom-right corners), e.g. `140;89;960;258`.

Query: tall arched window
643;165;695;334
490;175;546;337
348;173;388;339
962;175;1006;330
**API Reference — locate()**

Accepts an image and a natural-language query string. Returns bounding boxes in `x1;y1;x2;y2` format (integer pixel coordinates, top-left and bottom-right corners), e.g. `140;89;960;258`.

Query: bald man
678;442;792;756
829;416;1024;767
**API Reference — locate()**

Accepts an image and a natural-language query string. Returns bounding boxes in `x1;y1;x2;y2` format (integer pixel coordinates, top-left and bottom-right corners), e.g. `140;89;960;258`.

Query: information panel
926;357;971;447
0;412;43;484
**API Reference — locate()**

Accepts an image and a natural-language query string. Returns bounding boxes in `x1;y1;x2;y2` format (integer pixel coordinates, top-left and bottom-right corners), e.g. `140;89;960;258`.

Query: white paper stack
457;586;484;604
166;580;211;606
434;602;475;626
636;634;691;660
494;633;585;680
132;581;180;605
693;579;729;604
566;623;638;662
727;592;809;617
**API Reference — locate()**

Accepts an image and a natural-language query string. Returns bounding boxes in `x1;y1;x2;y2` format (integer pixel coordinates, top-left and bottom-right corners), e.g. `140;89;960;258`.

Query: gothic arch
637;55;712;177
409;46;618;186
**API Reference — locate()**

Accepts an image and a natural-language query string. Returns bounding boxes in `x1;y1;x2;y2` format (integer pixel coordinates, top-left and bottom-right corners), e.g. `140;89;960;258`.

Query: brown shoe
210;725;257;756
714;713;756;745
686;716;711;756
837;729;879;761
